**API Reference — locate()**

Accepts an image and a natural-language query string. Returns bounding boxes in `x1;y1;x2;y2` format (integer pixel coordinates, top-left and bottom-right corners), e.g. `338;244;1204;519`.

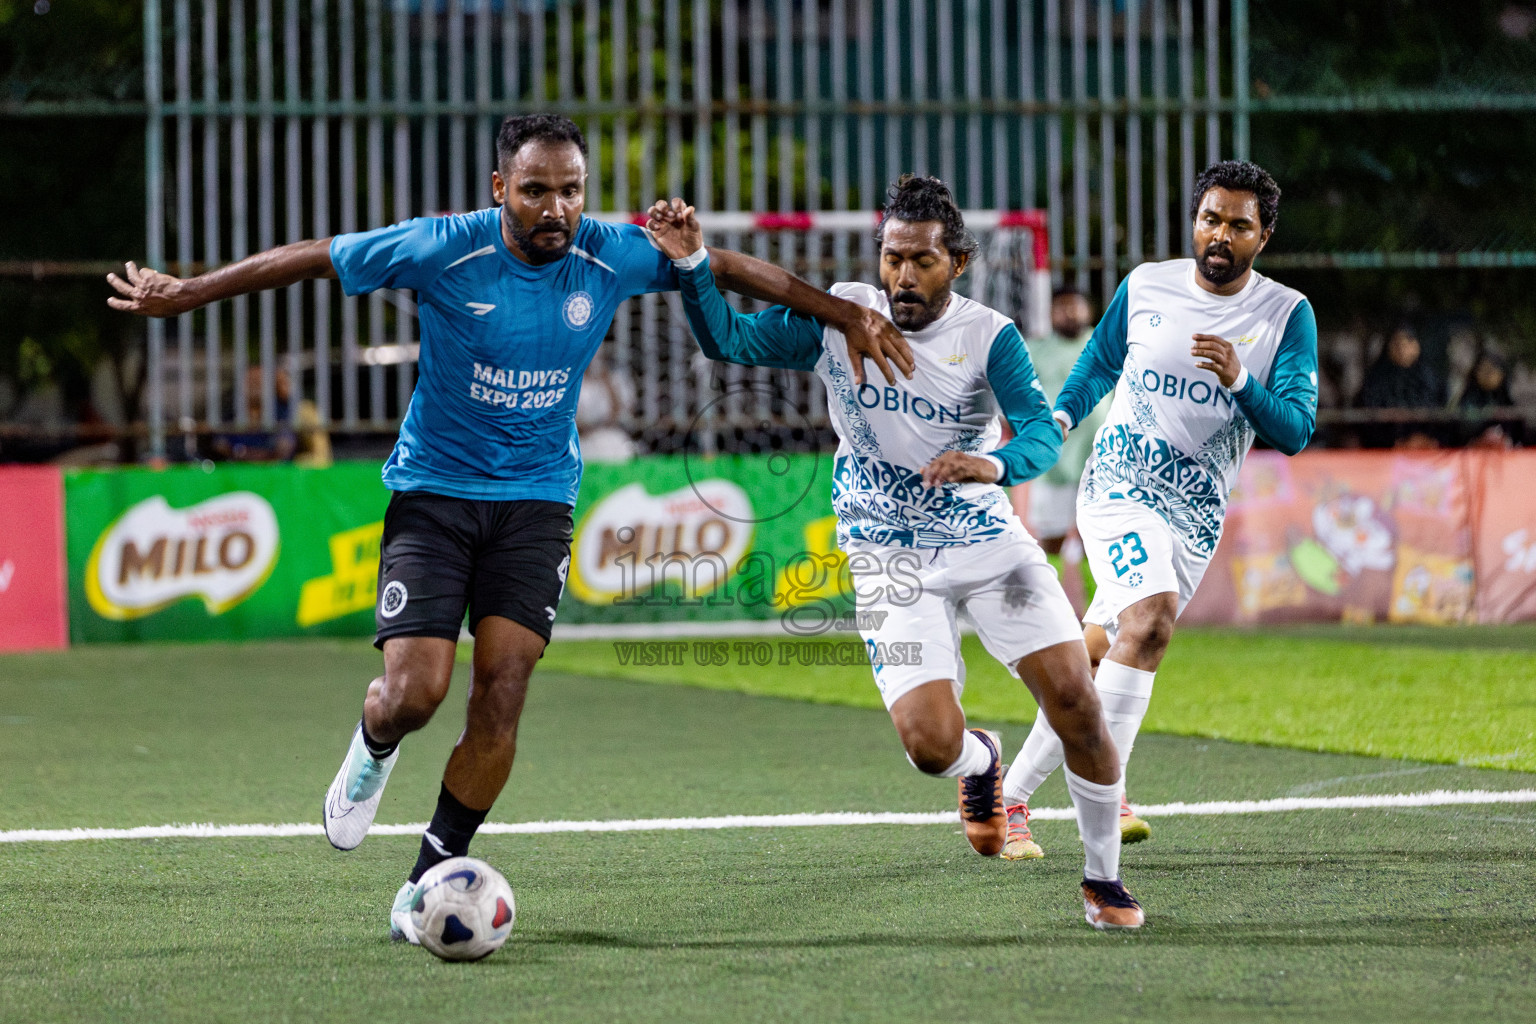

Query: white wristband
672;246;709;271
1230;365;1251;393
1052;409;1074;434
980;454;1006;483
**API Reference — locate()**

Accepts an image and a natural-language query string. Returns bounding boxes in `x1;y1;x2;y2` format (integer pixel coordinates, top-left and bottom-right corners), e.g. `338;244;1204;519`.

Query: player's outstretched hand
1191;333;1242;389
106;262;195;318
645;197;704;260
841;305;915;387
920;451;999;487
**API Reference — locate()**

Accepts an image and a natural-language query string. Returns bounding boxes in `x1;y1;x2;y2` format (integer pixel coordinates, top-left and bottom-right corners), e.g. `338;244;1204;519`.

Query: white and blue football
410;856;516;961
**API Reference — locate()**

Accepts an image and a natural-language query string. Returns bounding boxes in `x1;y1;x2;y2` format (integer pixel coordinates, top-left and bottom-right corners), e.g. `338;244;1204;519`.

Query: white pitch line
2;789;1533;844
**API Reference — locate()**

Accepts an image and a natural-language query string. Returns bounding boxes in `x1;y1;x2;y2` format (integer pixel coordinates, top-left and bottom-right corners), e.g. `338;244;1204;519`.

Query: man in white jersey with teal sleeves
1000;161;1319;861
108;114;914;942
650;176;1146;930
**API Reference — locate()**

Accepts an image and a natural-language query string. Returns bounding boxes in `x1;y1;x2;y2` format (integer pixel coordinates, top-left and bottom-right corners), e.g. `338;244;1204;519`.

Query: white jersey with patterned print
818;283;1033;548
1056;259;1318;559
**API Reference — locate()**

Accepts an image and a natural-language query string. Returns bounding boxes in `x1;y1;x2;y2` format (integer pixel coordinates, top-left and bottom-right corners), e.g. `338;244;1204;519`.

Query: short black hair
496;114;588;170
1051;285;1086;302
875;174;979;261
1189;160;1281;232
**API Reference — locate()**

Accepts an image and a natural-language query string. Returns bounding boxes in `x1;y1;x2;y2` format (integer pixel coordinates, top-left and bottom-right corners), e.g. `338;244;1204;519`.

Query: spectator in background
1023;286;1109;615
1459;351;1523;447
213;366;331;465
1355;323;1444;447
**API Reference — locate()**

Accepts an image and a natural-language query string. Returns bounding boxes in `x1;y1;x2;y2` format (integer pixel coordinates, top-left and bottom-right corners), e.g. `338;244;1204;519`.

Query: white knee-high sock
1064;767;1122;881
1003;708;1065;805
1095;660;1155;776
912;729;993;778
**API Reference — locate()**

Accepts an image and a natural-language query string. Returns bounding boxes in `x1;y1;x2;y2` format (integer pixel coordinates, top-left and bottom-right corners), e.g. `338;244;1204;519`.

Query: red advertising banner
1471;452;1536;623
0;465;68;650
1183;450;1536;626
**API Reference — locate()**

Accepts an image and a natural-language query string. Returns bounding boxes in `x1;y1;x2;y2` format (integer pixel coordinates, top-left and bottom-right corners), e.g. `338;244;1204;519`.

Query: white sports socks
1094;660;1156;773
1065;767;1122;881
916;729;993;778
1002;659;1156;804
1002;707;1061;805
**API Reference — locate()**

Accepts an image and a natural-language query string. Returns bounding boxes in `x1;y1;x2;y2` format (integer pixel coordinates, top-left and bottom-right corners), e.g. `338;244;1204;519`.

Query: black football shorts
374;490;573;648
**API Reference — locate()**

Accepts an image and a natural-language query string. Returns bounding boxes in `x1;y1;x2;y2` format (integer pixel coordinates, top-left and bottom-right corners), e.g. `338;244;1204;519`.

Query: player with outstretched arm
649;176;1146;930
107;114;913;942
999;160;1319;860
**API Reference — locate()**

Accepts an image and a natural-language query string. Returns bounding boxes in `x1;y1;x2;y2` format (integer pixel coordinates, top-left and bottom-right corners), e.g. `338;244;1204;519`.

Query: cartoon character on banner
1288;488;1397;623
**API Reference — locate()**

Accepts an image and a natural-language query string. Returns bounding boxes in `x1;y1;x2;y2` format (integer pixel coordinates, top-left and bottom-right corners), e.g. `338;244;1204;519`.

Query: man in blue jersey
999;161;1319;861
108;114;913;941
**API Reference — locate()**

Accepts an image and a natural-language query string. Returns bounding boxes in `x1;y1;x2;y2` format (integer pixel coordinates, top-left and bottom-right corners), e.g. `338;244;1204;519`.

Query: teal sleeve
1054;277;1130;427
984;323;1064;486
1232;299;1318;456
675;255;823;372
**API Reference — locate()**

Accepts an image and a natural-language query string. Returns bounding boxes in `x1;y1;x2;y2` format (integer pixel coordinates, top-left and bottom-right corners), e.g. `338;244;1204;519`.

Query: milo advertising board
63;454;852;643
563;453;853;631
66;463;392;643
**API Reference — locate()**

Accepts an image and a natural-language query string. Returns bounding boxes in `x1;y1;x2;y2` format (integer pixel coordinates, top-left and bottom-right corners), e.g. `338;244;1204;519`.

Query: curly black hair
1188;160;1281;231
496;114;588;169
875;174;979;261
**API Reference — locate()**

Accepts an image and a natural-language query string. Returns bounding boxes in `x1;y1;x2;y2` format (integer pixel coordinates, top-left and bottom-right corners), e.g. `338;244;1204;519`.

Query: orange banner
1182;450;1536;625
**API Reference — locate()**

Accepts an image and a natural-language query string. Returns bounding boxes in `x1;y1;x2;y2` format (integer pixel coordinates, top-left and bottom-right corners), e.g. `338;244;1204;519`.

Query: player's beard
887;287;950;331
1196;241;1251;286
506;216;575;265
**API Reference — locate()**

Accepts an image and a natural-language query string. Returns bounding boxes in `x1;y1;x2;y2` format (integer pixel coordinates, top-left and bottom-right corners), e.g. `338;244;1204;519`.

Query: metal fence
142;0;1250;456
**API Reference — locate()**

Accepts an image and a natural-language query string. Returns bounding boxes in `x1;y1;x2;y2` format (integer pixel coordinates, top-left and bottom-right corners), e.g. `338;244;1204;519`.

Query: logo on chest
563;291;595;331
855;383;964;424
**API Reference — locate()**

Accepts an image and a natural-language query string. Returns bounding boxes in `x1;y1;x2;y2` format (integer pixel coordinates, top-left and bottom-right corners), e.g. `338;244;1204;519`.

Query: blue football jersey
330;209;677;504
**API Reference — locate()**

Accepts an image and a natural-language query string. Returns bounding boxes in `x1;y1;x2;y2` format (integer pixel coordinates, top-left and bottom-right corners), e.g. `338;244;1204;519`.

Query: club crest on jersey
940;354;967;365
563;291;595;330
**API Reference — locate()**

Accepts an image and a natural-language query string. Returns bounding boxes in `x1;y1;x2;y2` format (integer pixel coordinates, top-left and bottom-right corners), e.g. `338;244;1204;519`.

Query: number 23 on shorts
1107;532;1149;578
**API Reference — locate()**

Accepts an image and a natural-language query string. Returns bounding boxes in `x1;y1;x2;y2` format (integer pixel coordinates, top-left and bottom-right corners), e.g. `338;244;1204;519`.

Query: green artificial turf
3;639;1535;1023
536;625;1536;771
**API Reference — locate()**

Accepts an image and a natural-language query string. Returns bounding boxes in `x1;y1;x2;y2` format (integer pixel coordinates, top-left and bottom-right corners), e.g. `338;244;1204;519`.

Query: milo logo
84;492;280;620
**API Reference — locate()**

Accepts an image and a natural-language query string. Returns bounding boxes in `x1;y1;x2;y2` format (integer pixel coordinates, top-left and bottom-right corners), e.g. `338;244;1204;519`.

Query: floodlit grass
538;625;1536;771
3;637;1535;1022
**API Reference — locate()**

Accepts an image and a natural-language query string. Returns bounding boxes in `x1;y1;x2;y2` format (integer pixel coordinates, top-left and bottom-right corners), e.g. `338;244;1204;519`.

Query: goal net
587;210;1052;456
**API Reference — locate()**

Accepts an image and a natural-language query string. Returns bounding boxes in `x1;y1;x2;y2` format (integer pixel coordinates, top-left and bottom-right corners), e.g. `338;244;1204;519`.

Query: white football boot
322;723;400;851
389;880;421;944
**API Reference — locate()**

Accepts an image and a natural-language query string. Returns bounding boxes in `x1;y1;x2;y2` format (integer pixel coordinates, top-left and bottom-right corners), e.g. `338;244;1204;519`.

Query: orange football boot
958;729;1006;856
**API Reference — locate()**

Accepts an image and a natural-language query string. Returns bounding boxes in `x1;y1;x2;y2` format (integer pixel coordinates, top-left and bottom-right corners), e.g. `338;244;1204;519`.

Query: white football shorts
847;533;1086;710
1026;479;1080;539
1078;499;1213;633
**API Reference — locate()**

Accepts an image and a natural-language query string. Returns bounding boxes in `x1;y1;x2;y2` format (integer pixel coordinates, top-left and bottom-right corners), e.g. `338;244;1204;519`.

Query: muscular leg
890;677;1008;856
1104;592;1176;672
442;616;545;810
1012;640;1117;786
407;616;546;884
1003;592;1175;807
362;636;458;746
888;679;974;775
1013;638;1124;880
323;635;457;854
1083;623;1110;672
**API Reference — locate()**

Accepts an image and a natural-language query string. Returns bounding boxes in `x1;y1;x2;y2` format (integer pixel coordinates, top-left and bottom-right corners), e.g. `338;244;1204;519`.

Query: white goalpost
590;209;1053;341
